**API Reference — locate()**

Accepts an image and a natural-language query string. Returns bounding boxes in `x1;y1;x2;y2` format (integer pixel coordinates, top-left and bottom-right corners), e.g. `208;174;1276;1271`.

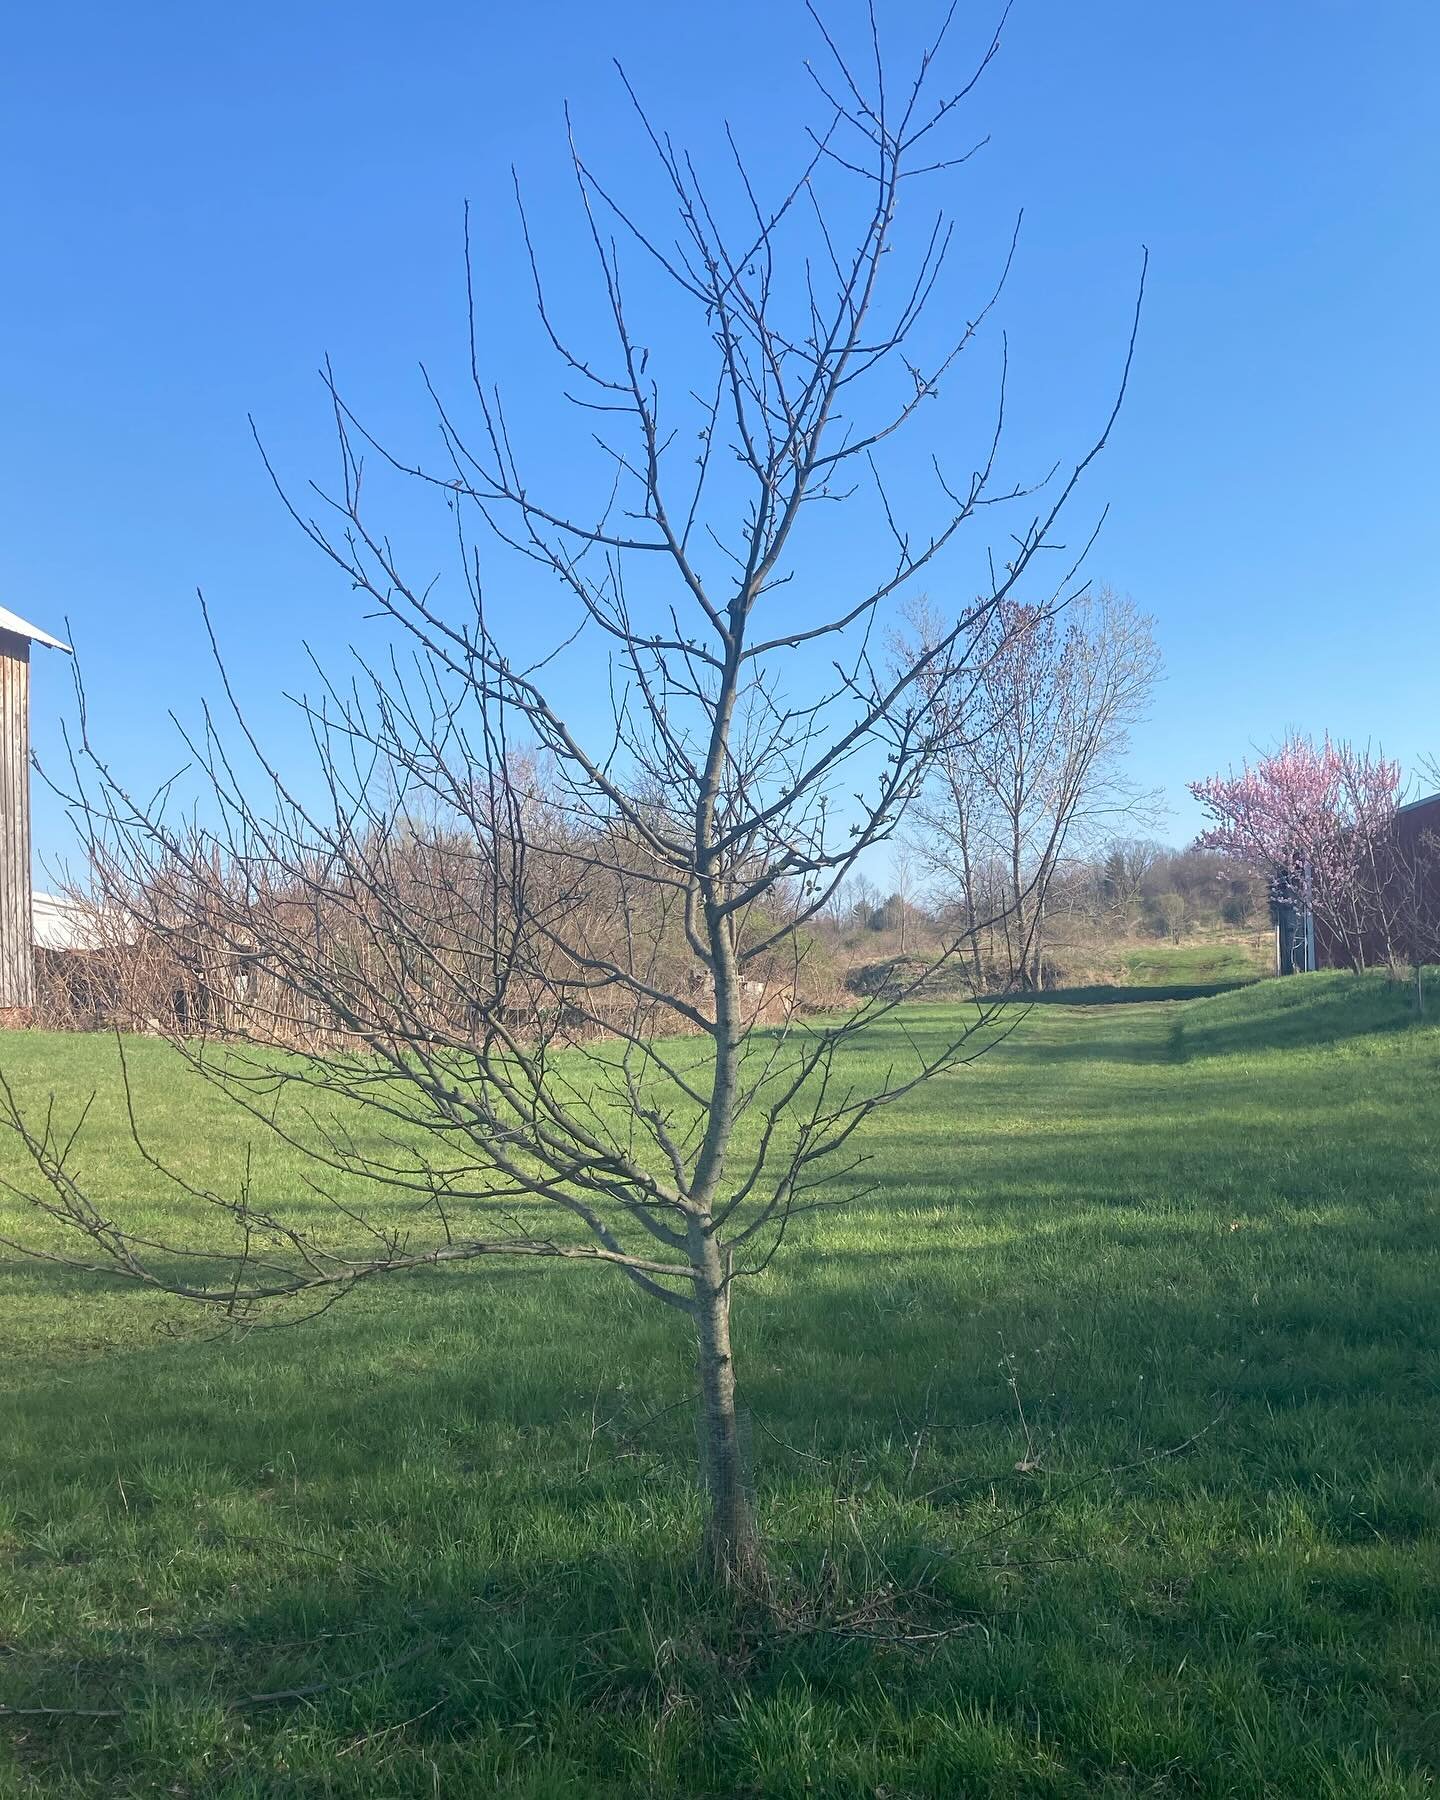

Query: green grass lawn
1118;934;1274;990
2;972;1438;1797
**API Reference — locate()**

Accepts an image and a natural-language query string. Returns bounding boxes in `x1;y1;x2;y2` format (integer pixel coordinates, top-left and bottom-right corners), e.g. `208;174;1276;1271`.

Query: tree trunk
1009;819;1031;992
958;823;983;989
691;1232;765;1591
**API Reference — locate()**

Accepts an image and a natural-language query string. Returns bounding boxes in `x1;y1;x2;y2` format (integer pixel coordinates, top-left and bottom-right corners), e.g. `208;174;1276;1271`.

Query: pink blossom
1188;734;1400;928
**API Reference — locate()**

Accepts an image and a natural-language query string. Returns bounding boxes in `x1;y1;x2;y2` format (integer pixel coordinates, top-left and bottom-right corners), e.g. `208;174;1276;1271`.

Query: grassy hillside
844;926;1275;1004
2;972;1438;1797
1118;933;1274;989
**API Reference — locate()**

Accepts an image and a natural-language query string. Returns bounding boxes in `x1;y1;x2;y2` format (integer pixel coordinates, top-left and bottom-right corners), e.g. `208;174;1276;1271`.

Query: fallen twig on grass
911;1408;1232;1575
337;1689;450;1756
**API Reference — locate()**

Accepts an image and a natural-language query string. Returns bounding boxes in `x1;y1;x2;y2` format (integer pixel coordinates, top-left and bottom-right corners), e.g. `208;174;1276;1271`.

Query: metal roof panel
0;606;72;653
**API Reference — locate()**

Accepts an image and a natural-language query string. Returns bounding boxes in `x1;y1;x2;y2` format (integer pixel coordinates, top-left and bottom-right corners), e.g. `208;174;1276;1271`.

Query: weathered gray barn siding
0;628;34;1017
0;609;73;1021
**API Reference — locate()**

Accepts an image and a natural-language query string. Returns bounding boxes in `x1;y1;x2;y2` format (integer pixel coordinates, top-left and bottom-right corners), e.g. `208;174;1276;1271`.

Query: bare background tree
1;7;1143;1587
896;586;1160;989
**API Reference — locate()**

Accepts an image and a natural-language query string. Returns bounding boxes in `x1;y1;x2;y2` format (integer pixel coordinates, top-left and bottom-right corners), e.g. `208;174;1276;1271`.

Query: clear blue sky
4;0;1437;878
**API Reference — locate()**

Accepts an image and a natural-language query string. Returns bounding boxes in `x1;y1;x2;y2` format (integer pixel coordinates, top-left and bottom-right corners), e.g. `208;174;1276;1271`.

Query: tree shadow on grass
6;1221;1438;1795
5;1169;1439;1796
1172;973;1424;1060
0;1533;736;1794
1017;980;1257;1006
4;979;1439;1793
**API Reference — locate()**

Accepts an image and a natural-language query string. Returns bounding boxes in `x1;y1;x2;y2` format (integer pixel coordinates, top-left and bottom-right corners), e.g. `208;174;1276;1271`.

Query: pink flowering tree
1188;734;1402;969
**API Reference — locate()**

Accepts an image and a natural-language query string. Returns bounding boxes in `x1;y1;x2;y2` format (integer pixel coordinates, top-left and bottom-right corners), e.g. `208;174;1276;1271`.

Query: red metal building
1313;791;1440;971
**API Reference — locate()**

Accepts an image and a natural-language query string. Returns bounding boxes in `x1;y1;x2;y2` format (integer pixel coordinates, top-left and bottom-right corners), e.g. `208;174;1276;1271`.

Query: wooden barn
0;606;73;1022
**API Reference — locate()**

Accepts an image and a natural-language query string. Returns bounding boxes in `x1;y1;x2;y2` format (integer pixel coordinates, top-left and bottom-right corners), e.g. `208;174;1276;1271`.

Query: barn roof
33;891;96;952
0;606;72;653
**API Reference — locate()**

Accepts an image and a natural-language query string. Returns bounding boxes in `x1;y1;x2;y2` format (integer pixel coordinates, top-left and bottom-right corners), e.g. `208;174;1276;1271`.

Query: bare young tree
0;7;1142;1587
899;586;1160;990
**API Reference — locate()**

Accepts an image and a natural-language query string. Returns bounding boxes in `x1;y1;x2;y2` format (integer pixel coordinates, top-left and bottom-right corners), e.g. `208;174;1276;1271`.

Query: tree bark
691;1229;765;1591
955;812;983;989
1009;810;1033;992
